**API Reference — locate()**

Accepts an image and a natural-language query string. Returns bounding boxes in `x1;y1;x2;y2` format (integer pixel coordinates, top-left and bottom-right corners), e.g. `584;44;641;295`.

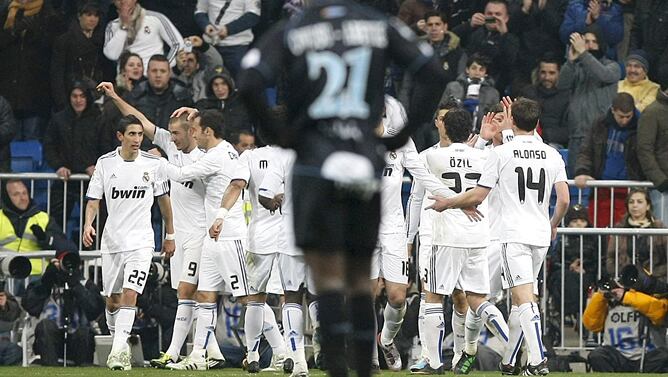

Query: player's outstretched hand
82;225;96;248
427;195;451;212
479;112;498;141
461;207;484;222
162;239;175;259
96;82;118;99
171;107;199;120
209;218;224;241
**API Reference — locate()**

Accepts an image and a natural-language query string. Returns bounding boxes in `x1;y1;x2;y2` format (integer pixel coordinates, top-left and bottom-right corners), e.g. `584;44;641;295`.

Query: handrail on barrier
0;173;91;181
557;227;668;235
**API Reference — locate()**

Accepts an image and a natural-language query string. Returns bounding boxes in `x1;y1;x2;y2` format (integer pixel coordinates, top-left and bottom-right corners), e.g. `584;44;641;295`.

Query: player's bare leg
376;279;407;371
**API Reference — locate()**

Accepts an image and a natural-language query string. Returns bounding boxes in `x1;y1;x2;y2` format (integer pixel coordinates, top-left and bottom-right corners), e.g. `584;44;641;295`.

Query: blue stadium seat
10;140;43;172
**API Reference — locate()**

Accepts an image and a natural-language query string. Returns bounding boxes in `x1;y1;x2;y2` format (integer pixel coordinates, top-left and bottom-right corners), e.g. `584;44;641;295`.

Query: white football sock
308;301;320;330
381;302;406;346
245;302;265;362
502;305;523;366
452;309;466;356
418;293;428;360
166;299;196;359
283;303;306;363
423;303;444;369
111;306;135;354
105;308;118;336
192;302;217;359
518;302;545;366
464;308;483;355
477;301;509;345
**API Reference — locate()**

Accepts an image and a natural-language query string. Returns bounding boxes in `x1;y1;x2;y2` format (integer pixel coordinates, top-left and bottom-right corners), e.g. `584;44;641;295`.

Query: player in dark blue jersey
238;1;446;376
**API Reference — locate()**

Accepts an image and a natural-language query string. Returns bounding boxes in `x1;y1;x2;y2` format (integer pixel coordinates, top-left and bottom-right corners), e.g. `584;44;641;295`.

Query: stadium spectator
606;188;667;278
50;2;111;111
618;50;660;112
174;36;223;103
126;54;193;133
194;0;261;78
103;0;184;71
22;252;105;366
584;282;668;373
438;54;499;133
44;82;102;229
547;204;597;318
559;0;623;60
397;0;433;33
637;79;668;223
452;0;520;92
0;0;64;140
0;96;16;173
0;180;77;276
0;289;21;366
574;92;641;228
115;51;144;93
509;0;568;95
196;67;251;133
521;56;570;148
437;0;486;29
141;0;200;38
400;10;465;151
629;0;668;81
558;26;621;176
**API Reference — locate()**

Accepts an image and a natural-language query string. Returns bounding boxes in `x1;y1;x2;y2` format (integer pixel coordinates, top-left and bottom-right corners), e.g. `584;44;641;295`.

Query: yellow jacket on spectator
0;208;50;275
621;290;668;326
618;78;660;112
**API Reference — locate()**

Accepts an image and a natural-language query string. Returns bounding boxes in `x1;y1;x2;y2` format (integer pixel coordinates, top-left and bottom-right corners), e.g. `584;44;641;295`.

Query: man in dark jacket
0;289;22;365
126;54;193;146
22;252;105;366
574;92;642;227
452;0;519;92
0;0;64;140
629;0;668;81
522;56;570;148
0;96;16;172
50;2;113;111
637;77;668;223
196;66;252;133
44;82;102;228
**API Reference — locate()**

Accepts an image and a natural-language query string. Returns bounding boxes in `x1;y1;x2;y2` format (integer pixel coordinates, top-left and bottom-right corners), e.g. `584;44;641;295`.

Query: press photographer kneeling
22;251;105;366
583;264;668;373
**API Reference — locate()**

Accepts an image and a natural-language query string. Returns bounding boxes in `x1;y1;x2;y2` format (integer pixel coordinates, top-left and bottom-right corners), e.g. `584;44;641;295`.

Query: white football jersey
380;138;451;235
406;143;440;242
426;143;489;247
153;129;207;234
163;140;249;240
259;148;301;256
241;146;282;254
195;0;261;47
87;149;169;253
478;135;567;247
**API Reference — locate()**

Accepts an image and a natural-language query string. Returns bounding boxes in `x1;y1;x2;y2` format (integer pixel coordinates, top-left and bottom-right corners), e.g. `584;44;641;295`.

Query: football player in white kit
421;108;509;375
158;109;250;370
226;134;293;374
429;99;570;376
95;82;227;368
258;145;314;377
82;114;176;371
372;96;465;371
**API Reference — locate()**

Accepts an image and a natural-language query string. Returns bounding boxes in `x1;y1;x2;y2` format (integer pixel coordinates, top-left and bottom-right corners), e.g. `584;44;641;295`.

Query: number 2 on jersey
442;172;481;193
306;47;372;119
515;167;546;204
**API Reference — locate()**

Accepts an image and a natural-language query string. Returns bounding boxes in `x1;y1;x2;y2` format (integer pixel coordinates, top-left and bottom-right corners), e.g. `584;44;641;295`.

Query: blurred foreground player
237;1;447;376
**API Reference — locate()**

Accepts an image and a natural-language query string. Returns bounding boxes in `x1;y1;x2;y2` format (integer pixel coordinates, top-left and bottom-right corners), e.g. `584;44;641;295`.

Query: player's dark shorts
292;174;380;256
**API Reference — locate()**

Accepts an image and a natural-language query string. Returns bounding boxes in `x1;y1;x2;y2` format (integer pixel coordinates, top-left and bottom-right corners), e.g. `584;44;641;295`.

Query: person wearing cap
618;50;660;112
44;81;103;229
50;2;113;112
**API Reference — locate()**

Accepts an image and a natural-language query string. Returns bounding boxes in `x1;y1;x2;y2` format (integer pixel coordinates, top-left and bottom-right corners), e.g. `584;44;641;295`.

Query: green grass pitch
0;368;655;377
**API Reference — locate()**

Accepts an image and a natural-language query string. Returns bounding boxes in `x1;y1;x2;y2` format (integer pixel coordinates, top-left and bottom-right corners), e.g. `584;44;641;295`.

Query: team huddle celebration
6;0;668;375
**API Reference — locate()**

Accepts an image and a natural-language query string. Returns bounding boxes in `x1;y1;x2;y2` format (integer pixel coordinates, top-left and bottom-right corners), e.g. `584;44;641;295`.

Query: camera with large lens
56;251;81;277
0;254;32;279
620;264;668;296
148;261;167;285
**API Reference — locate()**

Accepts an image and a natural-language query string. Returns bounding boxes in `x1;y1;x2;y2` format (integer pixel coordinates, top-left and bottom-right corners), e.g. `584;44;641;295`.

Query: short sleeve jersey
425;143;489;248
153;128;207;234
241;145;283;254
86;149;169;253
478;135;567;247
241;0;434;172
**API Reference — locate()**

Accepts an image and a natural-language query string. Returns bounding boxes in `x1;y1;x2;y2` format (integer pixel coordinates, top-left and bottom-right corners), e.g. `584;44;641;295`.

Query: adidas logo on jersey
111;186;147;199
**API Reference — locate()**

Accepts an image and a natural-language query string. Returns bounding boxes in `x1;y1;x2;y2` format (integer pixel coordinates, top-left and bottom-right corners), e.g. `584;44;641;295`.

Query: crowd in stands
1;0;668;371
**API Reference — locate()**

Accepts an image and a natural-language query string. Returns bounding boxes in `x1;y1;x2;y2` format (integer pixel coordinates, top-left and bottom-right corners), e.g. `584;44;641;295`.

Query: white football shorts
101;248;153;297
500;242;548;295
169;230;205;289
429;245;490;296
371;232;409;284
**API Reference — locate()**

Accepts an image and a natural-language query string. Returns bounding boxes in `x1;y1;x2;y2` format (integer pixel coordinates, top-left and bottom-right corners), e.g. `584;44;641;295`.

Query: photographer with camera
583;275;668;373
1;180;77;276
22;251;105;366
0;287;22;365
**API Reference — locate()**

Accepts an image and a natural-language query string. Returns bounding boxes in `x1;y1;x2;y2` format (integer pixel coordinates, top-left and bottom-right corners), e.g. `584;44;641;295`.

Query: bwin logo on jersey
111;186;147;199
